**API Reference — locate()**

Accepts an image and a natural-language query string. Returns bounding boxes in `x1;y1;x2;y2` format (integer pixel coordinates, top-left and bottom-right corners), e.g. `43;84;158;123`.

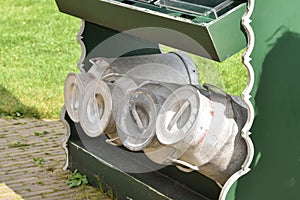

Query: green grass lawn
0;0;81;119
0;0;247;119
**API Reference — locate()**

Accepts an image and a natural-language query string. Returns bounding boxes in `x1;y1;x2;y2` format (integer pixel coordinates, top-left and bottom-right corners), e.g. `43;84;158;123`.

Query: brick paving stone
0;118;110;200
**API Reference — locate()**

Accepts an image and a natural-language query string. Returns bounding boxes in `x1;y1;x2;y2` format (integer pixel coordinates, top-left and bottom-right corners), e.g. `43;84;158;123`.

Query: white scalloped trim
60;20;86;170
60;106;71;170
77;20;86;73
219;0;255;199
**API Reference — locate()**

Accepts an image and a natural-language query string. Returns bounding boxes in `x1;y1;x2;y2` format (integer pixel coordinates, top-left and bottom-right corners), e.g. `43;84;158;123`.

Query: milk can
64;72;95;122
144;85;213;165
116;81;181;151
148;84;247;185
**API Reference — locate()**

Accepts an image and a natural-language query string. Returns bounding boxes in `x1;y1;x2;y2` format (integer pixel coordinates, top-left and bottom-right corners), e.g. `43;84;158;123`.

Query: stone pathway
0;118;110;200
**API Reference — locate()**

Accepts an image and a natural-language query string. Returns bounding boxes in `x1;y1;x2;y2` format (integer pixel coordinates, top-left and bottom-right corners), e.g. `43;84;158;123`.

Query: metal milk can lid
79;79;112;137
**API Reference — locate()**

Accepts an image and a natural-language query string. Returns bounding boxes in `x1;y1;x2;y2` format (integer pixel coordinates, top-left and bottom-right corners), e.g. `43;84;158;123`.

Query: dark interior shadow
234;31;300;199
0;85;40;118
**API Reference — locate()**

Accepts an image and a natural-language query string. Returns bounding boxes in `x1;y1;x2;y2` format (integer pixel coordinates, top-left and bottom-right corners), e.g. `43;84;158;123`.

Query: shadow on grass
0;85;40;119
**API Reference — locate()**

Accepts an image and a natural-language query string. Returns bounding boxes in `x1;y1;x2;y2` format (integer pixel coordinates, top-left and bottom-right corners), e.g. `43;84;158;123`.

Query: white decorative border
219;0;255;199
77;20;86;73
60;20;87;170
60;106;71;170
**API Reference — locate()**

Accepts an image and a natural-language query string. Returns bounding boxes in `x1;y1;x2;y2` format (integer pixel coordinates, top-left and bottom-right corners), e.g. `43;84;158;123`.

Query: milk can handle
125;80;160;94
105;137;121;147
170;158;200;172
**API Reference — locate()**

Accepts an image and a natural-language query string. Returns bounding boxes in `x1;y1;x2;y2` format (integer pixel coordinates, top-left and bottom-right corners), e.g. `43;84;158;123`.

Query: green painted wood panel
55;0;246;61
225;0;300;199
